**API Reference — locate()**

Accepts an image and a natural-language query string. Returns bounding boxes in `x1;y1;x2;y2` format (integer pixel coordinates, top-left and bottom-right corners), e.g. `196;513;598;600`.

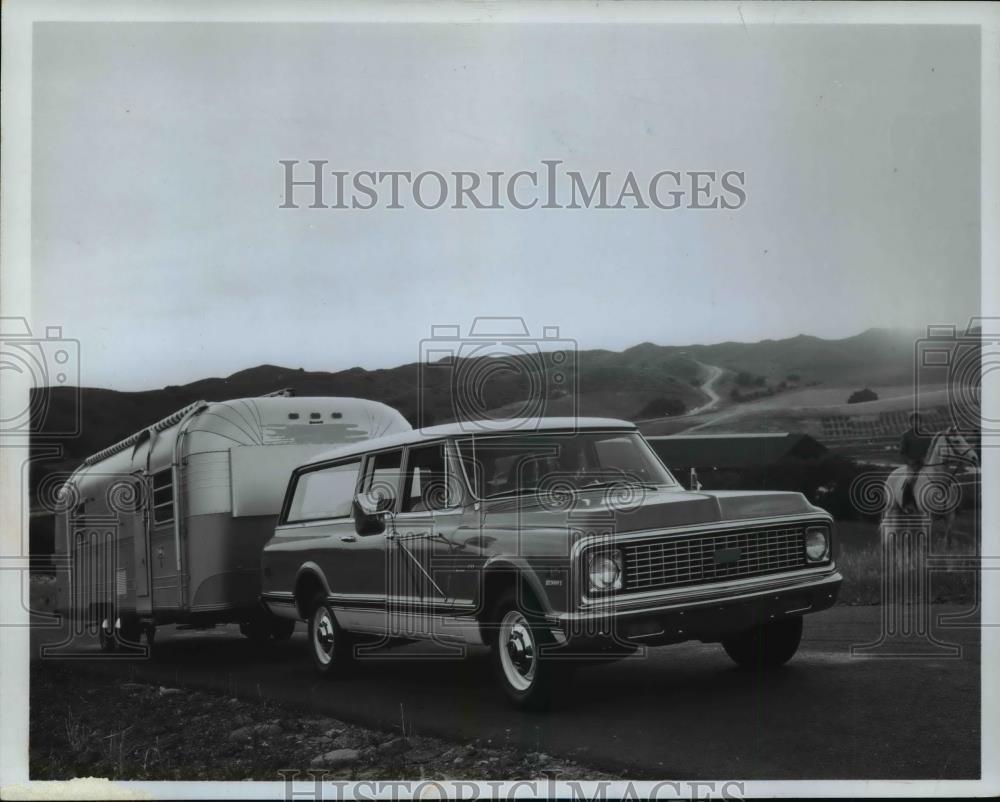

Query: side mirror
352;491;389;536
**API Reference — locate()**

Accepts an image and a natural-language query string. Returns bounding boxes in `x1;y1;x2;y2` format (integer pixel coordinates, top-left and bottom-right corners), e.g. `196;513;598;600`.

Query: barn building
647;432;830;492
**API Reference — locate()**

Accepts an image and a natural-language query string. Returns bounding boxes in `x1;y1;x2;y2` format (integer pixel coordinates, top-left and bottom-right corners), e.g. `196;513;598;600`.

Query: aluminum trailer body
53;396;410;643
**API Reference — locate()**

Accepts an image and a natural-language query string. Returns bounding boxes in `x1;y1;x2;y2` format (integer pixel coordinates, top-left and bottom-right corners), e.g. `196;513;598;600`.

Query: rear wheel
308;602;354;676
722;616;803;670
490;589;562;709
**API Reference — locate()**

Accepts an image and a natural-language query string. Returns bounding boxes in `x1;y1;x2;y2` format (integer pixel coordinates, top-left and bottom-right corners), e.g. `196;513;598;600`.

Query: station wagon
261;417;842;708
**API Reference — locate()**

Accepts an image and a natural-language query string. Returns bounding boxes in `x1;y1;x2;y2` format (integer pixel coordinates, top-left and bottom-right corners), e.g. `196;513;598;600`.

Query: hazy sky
32;23;981;390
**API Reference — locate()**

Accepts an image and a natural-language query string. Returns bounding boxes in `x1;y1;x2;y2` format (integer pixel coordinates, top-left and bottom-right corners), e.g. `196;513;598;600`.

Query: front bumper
549;567;842;647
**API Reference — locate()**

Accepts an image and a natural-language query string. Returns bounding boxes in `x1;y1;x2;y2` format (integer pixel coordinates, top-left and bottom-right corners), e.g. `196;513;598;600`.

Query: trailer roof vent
331;412;343;419
288;413;300;420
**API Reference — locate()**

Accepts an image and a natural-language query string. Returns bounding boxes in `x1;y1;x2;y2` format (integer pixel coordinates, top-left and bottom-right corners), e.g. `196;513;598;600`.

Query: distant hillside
28;327;920;493
672;328;920;386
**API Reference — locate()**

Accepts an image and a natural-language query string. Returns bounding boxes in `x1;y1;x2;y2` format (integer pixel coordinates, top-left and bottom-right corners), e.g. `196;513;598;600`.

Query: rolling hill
28;327;925;494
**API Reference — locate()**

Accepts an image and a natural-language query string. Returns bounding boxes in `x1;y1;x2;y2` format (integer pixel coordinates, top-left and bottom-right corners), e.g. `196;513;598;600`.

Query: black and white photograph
1;1;997;799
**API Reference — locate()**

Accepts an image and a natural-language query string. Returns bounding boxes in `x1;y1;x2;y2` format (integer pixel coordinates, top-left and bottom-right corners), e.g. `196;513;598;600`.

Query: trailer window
287;459;362;523
152;470;174;525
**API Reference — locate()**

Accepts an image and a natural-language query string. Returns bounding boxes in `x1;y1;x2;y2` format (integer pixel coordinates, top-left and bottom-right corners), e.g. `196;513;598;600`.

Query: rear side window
361;449;403;510
402;443;461;512
286;459;362;522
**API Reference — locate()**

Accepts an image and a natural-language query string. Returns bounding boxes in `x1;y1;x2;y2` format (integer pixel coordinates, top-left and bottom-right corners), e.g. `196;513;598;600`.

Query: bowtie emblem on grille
713;546;742;565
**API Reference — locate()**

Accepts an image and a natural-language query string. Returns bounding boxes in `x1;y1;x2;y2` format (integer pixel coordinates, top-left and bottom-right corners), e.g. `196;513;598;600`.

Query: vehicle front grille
622;526;808;593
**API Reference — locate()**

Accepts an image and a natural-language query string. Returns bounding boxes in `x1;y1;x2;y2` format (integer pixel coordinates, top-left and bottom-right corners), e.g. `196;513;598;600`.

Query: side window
593;436;639;469
152;470;174;525
286;459;362;523
402;443;459;513
361;449;403;510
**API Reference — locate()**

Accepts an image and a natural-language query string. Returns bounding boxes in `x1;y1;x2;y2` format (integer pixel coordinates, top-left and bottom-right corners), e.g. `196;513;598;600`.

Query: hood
482;487;819;536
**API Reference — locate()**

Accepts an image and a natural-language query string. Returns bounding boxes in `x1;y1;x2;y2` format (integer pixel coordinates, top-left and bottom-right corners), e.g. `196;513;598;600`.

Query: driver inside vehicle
462;432;675;500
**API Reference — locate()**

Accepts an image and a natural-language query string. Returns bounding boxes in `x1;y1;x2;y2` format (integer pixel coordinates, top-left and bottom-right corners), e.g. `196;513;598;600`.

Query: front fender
480;555;566;616
292;561;332;617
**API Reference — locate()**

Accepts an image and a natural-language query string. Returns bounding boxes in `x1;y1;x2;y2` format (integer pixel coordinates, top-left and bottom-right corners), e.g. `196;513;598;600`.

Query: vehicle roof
301;417;637;466
78;395;409;468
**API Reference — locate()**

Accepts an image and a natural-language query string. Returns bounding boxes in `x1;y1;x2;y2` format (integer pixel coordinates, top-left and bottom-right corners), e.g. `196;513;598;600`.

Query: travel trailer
54;394;411;649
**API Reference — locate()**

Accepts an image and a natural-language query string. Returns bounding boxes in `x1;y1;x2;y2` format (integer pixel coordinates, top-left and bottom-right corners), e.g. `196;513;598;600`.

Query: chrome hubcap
313;608;335;665
499;610;536;692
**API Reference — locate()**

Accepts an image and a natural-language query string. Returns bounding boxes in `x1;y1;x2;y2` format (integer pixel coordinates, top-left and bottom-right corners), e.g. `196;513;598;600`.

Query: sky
31;22;981;390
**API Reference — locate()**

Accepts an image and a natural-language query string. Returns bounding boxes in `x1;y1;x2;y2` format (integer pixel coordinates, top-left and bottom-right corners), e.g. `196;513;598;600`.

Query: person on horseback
899;412;932;512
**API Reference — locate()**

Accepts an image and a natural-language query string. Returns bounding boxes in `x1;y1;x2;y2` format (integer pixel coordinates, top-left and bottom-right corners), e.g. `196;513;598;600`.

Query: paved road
31;605;979;779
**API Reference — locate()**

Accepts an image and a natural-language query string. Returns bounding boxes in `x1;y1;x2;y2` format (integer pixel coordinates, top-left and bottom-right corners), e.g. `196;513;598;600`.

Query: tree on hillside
847;388;878;404
735;371;767;388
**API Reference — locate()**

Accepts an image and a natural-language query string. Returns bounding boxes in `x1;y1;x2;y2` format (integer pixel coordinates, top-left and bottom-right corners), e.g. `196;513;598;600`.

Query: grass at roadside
835;518;977;605
30;661;618;782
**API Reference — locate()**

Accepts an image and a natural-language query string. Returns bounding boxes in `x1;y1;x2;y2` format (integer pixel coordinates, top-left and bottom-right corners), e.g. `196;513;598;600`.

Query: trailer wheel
98;614;117;653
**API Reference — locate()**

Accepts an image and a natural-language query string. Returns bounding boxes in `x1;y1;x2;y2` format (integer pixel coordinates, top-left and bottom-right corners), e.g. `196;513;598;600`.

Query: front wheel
490;590;562;709
722;616;803;670
308;602;354;676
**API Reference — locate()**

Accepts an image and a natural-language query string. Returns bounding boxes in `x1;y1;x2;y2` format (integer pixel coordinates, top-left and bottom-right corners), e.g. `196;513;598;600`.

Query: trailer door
132;478;152;615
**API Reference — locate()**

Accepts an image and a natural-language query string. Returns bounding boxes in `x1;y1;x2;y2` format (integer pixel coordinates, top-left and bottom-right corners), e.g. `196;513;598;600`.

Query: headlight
588;550;623;592
804;526;829;562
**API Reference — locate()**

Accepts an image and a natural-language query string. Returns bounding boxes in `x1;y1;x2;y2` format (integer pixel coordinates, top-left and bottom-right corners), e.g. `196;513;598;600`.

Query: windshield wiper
579;479;661;491
484;479;661;501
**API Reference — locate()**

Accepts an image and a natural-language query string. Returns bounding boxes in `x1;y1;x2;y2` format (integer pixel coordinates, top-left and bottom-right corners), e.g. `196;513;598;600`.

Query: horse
882;427;980;549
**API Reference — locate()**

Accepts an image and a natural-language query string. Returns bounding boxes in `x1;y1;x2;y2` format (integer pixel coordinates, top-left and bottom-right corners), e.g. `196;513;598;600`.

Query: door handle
339;535;358;543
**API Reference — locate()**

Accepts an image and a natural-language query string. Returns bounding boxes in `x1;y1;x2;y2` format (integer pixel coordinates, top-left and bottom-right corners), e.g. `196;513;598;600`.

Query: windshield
455;431;677;500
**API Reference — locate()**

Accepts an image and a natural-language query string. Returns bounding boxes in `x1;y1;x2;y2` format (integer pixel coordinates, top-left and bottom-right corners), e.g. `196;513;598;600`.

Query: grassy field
833;517;978;605
640;381;954;438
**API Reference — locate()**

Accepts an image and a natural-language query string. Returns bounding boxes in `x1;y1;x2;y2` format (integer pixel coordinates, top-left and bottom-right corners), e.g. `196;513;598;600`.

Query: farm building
647;432;831;493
